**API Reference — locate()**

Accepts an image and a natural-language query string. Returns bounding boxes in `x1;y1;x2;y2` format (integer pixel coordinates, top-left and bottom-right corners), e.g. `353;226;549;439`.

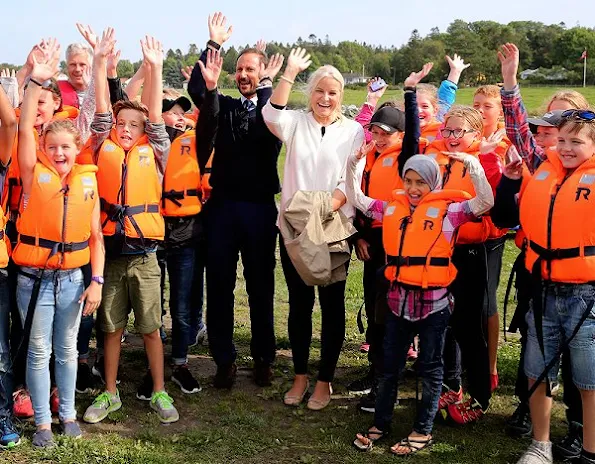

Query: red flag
580;50;588;61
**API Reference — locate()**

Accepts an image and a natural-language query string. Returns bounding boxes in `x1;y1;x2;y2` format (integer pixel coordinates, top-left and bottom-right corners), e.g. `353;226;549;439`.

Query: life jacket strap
19;234;89;253
387;255;450;267
530;241;595;260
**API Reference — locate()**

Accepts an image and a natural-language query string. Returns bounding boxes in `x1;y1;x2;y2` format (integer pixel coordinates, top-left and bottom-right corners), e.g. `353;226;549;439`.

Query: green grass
5;239;572;464
221;85;595;115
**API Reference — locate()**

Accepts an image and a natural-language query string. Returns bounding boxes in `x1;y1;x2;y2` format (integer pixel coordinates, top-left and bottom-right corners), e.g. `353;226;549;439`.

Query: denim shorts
525;282;595;390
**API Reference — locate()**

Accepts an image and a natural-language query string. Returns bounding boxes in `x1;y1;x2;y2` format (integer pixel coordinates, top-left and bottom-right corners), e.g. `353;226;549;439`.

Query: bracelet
280;75;295;85
403;86;416;92
29;77;44;87
259;76;272;84
207;40;221;51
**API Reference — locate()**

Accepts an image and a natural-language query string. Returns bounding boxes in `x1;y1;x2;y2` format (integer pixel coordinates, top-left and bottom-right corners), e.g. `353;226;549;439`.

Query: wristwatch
91;276;104;285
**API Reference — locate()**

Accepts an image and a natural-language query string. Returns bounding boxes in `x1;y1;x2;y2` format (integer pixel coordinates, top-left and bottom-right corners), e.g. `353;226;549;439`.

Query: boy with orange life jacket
82;30;179;425
424;106;504;424
472;84;513;392
0;77;18;448
157;50;221;395
348;63;433;411
495;43;591;460
14;38;104;447
348;143;494;455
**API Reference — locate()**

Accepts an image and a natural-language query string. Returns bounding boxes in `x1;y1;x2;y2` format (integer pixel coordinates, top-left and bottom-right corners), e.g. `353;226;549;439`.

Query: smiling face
162;103;186;131
534;125;558;149
557;124;595;170
43;130;78;177
115;108;145;151
67;52;90;90
443;115;479;153
310;76;342;124
417;93;438;128
473;94;502;136
35;89;61;128
235;53;262;98
369;126;401;151
403;169;431;206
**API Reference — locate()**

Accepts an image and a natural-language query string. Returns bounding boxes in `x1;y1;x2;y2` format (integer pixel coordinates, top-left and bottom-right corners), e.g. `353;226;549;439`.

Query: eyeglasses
439;128;473;139
561;109;595;122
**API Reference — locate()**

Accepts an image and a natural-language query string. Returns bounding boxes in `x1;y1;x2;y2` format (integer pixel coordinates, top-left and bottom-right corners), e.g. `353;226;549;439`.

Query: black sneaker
348;370;374;395
75;363;95;394
92;356;120;385
171;365;201;394
136;370;153;401
213;363;237;389
554;421;583;461
506;403;532;437
358;389;376;413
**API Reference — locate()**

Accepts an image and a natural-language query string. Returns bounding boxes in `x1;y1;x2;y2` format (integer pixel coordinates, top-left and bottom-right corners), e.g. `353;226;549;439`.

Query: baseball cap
527;110;564;128
368;107;405;133
162;96;192;113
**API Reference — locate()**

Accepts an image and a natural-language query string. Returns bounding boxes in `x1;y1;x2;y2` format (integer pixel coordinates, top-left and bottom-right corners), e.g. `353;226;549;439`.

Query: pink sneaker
359;343;370;353
407;344;418;361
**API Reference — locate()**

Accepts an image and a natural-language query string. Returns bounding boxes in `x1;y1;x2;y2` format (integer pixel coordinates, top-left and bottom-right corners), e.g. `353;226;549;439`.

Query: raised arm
270;48;309;107
123;62;145;101
196;49;222;172
355;78;388;142
140;36;164;124
398;62;432;177
19;39;61;193
437;54;470;120
188;12;232;107
0;82;17;166
93;28;116;114
448;153;494;217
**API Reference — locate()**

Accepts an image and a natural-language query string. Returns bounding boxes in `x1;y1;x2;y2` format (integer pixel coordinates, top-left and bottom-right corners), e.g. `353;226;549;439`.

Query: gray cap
527;110;564;128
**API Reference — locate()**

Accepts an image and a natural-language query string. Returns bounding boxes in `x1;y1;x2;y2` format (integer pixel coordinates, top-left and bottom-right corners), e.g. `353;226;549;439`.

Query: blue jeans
375;308;450;435
17;267;84;426
0;269;12;418
167;243;205;365
525;282;595;390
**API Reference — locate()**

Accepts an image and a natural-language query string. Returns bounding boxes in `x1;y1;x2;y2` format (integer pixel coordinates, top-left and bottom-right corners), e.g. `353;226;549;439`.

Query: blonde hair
42;120;82;149
444;105;483;133
547;90;590;112
305;65;344;121
474;85;501;102
416;84;438;109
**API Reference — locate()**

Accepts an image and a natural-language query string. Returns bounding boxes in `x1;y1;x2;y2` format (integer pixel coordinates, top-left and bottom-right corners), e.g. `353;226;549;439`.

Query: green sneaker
150;391;179;423
83;390;122;424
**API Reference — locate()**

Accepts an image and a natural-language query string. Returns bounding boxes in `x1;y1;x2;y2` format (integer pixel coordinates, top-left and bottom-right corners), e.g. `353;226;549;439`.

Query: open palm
198;49;223;90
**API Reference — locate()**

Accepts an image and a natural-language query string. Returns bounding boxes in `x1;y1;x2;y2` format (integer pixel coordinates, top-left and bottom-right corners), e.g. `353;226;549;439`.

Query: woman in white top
263;49;364;411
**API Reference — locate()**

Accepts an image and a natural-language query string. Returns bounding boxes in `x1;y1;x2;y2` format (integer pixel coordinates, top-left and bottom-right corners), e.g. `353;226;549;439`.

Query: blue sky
2;0;593;64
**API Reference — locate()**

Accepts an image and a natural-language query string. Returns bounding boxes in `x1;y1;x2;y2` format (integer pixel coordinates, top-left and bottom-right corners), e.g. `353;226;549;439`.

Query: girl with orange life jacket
348;63;432;410
158;50;221;395
0;79;18;448
354;54;470;144
495;43;591;459
424;106;504;425
13;39;104;448
347;149;494;456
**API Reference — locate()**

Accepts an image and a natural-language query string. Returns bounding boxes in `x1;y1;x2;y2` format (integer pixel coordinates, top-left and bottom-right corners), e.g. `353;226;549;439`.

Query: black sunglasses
561;109;595;122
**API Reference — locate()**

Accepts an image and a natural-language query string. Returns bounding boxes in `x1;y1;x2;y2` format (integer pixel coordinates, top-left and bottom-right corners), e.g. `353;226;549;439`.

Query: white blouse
262;102;364;220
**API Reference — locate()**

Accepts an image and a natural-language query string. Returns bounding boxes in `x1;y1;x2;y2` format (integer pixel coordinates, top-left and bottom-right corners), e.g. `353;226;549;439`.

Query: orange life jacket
520;152;595;283
95;130;164;241
201;152;214;202
421;120;442;142
0;210;10;268
425;139;490;244
162;130;202;217
383;189;472;289
12;155;98;270
2;107;80;218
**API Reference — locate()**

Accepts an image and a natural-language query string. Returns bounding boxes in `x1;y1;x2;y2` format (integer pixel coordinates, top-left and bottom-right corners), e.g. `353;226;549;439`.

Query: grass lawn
5;85;585;463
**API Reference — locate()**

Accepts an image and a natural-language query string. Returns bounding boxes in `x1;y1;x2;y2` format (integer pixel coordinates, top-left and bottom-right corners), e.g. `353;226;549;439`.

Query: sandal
353;427;388;451
390;435;434;456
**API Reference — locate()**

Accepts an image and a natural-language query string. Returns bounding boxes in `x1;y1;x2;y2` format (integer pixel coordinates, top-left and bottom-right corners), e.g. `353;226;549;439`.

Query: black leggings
279;238;347;383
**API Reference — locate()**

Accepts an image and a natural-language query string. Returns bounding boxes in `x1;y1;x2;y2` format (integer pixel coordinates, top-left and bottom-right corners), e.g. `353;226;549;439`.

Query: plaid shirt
501;85;545;174
367;199;475;321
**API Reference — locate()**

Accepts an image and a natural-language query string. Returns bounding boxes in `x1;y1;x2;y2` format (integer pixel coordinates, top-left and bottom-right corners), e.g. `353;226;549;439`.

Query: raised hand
503;145;523;180
208;12;233;45
255;39;266;53
355;140;375;160
260;53;284;80
366;77;387;106
498;43;519;90
446;53;470;84
76;23;98;50
181;65;193;82
198;49;223;91
404;62;433;88
444;151;473;165
107;49;121;75
140;35;164;67
479;128;506;154
284;48;312;79
30;38;61;82
95;28;116;60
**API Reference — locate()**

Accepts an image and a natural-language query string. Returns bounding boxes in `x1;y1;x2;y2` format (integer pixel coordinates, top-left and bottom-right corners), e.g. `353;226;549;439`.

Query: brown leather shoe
213;363;237;389
253;363;273;387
